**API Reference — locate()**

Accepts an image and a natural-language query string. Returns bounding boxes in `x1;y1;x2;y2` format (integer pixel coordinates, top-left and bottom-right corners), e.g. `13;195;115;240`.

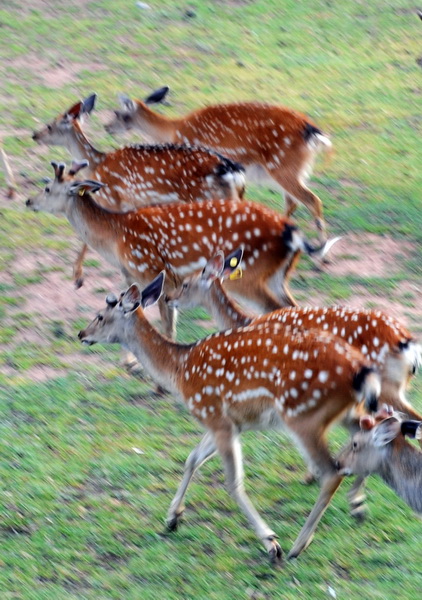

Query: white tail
79;273;381;562
32;94;245;287
105;88;332;239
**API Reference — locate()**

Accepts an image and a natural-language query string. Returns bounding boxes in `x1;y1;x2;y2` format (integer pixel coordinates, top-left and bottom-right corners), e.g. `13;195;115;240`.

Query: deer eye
122;113;131;123
352;441;358;450
47;124;52;132
45;186;50;193
97;315;104;322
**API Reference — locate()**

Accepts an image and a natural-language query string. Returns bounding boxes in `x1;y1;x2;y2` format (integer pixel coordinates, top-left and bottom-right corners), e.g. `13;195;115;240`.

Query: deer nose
31;132;38;141
25;198;32;206
78;331;84;340
335;459;341;471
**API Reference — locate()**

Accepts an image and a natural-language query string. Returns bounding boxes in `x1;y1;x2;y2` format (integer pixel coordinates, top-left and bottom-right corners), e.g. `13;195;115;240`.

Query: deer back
32;97;246;211
115;199;300;294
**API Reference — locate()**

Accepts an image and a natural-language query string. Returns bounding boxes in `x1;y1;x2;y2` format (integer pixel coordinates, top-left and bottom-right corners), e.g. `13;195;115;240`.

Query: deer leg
166;432;217;531
288;470;343;559
347;475;367;521
272;174;326;242
286;432;343;559
158;295;178;339
381;381;422;421
284;192;298;218
73;243;89;289
214;428;283;564
268;249;301;308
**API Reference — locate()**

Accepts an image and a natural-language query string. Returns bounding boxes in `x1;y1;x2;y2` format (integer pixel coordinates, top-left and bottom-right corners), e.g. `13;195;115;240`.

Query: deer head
32;94;97;145
78;273;165;345
105;86;169;135
336;405;405;477
25;160;101;213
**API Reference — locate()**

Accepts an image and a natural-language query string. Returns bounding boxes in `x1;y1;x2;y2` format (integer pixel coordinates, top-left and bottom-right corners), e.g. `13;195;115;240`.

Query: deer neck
134;102;179;143
123;312;191;395
65;193;121;267
379;441;422;514
66;122;105;168
208;280;252;330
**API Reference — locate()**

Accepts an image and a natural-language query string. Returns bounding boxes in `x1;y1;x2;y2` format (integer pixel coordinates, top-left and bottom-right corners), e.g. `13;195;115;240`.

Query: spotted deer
337;411;422;515
32;94;245;287
26;163;336;340
78;272;381;563
167;249;421;517
105;87;332;239
168;249;421;419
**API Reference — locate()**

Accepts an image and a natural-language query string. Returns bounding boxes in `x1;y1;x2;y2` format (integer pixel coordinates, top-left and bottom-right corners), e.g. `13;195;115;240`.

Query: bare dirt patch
7;55;106;89
327;232;413;278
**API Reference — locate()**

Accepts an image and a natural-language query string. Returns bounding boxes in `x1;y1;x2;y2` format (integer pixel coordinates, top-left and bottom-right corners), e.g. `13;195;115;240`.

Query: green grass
1;1;422;598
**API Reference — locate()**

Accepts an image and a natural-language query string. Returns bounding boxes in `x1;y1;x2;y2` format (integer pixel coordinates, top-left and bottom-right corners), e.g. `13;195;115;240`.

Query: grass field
0;1;421;598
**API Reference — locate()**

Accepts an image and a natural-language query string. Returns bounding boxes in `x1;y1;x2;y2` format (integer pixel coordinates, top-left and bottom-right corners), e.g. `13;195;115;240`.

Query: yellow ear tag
78;188;85;197
229;266;243;280
229;257;238;268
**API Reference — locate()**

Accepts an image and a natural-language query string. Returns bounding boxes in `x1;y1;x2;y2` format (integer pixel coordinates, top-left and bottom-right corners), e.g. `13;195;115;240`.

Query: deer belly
235;407;286;432
244;163;280;188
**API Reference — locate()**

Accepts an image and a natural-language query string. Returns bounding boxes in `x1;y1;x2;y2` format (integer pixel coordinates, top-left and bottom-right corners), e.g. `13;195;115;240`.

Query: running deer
32;94;245;287
167;250;421;517
337;412;422;514
105;87;332;239
167;250;421;418
78;272;381;563
26;162;336;340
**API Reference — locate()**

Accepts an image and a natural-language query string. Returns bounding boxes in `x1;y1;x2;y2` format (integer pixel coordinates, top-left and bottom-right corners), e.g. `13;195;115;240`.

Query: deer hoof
74;276;84;289
166;512;183;532
302;471;317;485
351;505;367;523
268;540;283;565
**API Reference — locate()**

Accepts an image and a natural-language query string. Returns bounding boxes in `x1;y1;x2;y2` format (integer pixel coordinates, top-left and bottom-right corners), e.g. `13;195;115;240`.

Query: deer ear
400;420;422;439
69;159;89;176
141;271;165;308
118;94;136;113
201;252;225;284
66;100;84;120
69;180;106;196
121;284;142;313
82;94;97;115
372;417;401;447
222;246;244;280
145;86;169;105
51;161;66;181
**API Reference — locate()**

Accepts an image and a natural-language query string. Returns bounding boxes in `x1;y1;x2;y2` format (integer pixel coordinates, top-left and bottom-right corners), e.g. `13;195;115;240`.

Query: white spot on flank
318;371;329;383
